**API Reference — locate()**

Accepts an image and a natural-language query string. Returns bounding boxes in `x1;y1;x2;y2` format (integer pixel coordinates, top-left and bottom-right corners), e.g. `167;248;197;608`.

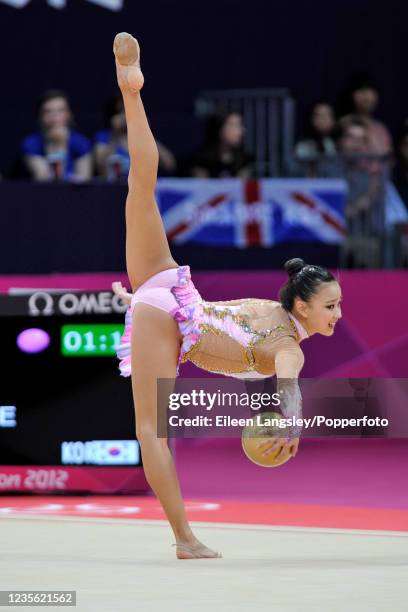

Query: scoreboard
0;290;147;494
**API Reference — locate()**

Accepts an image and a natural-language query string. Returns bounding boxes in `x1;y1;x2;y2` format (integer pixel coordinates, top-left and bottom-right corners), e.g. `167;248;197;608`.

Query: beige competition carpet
1;513;407;612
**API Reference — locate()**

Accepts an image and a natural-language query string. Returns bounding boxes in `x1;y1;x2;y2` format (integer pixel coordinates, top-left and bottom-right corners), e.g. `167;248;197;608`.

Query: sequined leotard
116;265;305;437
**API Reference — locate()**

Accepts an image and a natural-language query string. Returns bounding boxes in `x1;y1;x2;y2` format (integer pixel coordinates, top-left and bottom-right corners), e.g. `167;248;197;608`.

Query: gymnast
111;33;342;559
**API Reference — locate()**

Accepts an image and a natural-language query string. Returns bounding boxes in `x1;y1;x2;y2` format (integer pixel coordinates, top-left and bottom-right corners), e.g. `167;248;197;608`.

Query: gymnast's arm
257;337;304;457
112;282;132;305
275;340;304;440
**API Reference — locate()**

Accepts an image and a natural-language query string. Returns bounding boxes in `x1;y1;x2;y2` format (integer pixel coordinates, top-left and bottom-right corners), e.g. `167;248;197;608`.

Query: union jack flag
156;178;346;248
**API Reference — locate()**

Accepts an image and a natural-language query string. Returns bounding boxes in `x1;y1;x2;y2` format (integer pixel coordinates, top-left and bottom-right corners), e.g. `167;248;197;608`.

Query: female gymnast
111;32;343;559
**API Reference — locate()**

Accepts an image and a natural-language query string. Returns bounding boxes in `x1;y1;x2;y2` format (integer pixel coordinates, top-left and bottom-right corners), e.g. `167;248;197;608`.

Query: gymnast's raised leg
113;33;221;559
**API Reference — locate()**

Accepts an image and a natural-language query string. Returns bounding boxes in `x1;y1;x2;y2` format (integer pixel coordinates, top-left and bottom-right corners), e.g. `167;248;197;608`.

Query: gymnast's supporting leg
131;304;208;557
114;33;221;559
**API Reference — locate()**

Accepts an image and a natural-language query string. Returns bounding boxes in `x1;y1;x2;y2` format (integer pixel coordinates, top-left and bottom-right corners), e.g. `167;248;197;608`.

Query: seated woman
295;102;337;159
94;94;176;180
111;32;342;559
190;111;253;178
21;89;91;182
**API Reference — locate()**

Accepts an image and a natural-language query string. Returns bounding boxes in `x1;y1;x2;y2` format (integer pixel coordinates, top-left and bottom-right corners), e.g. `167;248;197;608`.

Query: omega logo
28;292;127;316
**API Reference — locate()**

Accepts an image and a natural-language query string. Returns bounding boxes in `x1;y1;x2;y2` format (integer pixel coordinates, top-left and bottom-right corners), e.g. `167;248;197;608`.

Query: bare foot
113;32;144;93
173;538;222;560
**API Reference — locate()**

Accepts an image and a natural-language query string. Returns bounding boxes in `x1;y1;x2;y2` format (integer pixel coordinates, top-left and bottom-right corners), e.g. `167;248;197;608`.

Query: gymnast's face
295;281;342;337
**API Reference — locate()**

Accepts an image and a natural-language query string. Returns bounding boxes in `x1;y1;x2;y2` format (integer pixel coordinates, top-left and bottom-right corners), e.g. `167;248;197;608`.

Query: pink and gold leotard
116;265;306;436
116;265;307;377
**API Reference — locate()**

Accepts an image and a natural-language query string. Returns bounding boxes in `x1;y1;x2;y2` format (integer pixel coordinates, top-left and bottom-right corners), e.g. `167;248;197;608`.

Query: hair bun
284;258;306;278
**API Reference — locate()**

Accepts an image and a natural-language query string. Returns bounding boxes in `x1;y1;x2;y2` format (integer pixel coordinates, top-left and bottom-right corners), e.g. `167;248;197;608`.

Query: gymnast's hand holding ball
241;412;300;467
257;436;300;460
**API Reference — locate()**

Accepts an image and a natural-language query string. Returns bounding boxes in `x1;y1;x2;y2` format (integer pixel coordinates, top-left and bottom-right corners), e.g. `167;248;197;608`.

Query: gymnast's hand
112;281;132;305
257;437;300;458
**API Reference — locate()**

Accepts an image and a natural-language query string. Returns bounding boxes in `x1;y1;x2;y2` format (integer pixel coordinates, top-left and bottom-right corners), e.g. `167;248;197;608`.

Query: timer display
61;324;124;357
0;298;141;482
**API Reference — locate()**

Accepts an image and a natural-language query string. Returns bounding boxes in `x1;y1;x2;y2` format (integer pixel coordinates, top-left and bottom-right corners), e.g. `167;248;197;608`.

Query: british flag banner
156;178;347;248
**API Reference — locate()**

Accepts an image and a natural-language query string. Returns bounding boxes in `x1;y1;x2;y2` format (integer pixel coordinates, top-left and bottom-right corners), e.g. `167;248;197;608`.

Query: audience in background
6;73;405;268
337;116;368;157
339;75;393;157
190;111;253;178
295;102;337;159
337;116;381;219
11;75;397;189
337;116;384;267
21;90;92;182
157;142;178;176
94;95;130;179
94;95;177;180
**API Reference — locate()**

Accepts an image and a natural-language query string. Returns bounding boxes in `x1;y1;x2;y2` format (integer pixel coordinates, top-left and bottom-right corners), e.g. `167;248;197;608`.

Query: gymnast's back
184;297;304;378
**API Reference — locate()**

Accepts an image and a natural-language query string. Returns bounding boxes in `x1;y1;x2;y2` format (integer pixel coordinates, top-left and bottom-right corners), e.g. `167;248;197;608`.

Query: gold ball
241;411;292;468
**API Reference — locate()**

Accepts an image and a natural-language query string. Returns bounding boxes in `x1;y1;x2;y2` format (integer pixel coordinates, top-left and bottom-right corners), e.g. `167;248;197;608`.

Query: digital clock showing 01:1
61;324;124;357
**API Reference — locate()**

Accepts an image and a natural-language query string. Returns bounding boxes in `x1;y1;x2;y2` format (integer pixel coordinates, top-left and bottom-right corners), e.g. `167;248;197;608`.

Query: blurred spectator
94;95;129;180
338;116;384;267
21;90;92;181
338;116;381;218
94;95;177;179
190;111;253;178
295;102;337;158
340;75;392;157
392;129;408;211
157;142;178;176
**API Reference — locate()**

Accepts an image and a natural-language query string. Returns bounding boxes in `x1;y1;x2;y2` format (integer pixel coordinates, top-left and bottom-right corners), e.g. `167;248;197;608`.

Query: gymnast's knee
136;424;168;448
128;160;158;194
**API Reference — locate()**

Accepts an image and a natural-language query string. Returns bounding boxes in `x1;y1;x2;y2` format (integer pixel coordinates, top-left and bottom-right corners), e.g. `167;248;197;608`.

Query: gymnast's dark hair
279;258;336;311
